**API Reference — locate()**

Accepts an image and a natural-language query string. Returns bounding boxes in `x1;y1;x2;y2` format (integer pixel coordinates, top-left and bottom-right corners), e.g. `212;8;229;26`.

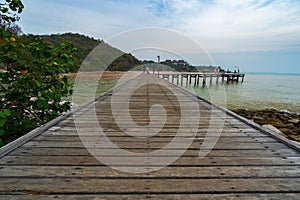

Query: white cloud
151;0;300;52
20;0;169;38
111;0;300;56
19;0;300;66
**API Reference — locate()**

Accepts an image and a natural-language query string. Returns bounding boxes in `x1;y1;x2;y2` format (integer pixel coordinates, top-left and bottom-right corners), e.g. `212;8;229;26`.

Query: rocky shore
233;109;300;142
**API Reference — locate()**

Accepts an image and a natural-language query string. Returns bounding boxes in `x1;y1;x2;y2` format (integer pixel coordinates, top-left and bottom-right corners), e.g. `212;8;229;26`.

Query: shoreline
232;108;300;142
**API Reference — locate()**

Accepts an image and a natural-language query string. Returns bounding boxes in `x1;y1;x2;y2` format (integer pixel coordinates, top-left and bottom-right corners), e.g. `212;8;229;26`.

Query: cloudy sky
19;0;300;73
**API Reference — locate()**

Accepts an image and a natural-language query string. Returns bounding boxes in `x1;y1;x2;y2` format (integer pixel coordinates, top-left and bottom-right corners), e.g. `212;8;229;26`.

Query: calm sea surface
181;73;300;113
72;72;300;113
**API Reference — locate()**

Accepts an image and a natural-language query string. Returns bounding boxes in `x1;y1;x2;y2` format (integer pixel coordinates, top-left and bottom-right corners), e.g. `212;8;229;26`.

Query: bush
0;29;77;146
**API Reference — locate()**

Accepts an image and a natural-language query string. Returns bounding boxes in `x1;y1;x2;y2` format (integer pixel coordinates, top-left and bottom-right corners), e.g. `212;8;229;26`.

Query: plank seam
1;191;300;195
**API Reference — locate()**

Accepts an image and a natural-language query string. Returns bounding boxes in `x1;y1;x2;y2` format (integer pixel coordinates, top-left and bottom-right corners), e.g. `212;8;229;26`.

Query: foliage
26;33;141;72
158;59;224;72
160;60;197;72
195;65;219;73
108;53;141;71
0;1;77;147
39;33;101;70
0;31;77;146
0;0;24;34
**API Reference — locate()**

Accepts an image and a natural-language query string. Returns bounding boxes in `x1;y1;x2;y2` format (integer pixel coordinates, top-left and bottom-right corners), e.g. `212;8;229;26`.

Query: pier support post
210;74;213;84
186;75;188;85
202;74;206;86
181;74;183;86
197;75;200;85
216;75;219;83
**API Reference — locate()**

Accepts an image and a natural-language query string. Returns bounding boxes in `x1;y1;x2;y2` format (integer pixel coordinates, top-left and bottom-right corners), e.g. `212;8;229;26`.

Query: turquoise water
73;72;300;113
180;73;300;113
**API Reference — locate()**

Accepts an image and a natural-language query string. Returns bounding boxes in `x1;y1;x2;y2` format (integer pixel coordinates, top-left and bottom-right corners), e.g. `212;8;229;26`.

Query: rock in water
262;124;288;138
288;118;299;124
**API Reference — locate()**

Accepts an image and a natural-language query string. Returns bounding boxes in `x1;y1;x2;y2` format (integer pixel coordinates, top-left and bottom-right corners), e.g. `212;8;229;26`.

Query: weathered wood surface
0;74;299;199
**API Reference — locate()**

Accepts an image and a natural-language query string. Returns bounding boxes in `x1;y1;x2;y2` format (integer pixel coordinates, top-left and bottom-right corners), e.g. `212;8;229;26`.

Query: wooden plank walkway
0;74;300;199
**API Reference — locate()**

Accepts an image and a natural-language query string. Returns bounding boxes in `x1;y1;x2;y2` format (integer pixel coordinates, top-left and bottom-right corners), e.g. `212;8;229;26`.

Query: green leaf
2;7;9;13
3;109;11;116
35;81;42;87
0;117;8;127
0;139;4;147
2;30;11;38
0;128;4;136
0;111;6;118
37;99;47;108
39;96;46;101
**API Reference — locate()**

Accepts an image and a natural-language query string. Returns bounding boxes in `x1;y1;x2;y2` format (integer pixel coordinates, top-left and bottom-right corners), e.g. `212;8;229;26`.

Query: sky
19;0;300;73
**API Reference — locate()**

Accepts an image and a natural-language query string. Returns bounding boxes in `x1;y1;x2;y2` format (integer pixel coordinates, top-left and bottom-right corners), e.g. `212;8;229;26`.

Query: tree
0;0;24;34
0;0;77;146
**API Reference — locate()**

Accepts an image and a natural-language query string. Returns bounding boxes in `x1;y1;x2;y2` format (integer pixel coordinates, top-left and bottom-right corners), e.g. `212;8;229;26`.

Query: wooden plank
20;140;292;150
42;129;263;137
1;165;300;178
0;178;300;194
9;147;300;157
32;135;277;143
1;194;298;200
0;155;299;166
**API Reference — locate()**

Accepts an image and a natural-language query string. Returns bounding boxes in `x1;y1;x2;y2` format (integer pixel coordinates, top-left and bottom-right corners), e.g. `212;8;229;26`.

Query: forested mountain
41;33;101;67
23;33;141;71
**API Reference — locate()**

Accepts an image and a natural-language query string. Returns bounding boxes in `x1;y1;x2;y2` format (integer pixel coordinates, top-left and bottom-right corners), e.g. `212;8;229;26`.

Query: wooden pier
0;74;299;199
159;72;245;85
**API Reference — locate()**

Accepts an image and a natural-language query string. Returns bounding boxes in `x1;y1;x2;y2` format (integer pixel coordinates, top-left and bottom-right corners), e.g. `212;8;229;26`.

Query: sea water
73;72;300;113
181;73;300;113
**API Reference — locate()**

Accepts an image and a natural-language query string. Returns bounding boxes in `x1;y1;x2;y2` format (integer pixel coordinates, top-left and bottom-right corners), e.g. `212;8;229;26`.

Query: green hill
23;33;141;72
